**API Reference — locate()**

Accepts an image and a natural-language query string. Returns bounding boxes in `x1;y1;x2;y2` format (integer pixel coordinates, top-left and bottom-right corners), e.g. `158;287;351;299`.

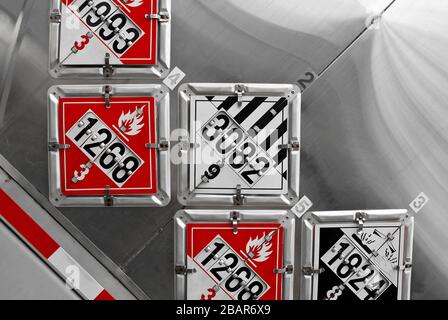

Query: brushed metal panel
0;0;446;299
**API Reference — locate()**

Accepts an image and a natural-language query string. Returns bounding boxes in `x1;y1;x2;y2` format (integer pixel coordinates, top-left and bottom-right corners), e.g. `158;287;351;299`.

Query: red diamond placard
60;0;158;65
186;223;284;300
58;96;157;196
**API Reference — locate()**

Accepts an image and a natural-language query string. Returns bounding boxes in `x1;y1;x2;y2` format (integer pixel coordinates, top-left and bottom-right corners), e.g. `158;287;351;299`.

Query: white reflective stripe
48;247;104;300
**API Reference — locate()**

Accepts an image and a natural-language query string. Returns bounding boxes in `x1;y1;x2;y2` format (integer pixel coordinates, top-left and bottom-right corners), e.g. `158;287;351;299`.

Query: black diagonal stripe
216;96;238;111
260;119;288;151
233;97;267;125
249;97;288;137
351;234;373;254
274;148;287;165
206;96;215;101
282;171;287;179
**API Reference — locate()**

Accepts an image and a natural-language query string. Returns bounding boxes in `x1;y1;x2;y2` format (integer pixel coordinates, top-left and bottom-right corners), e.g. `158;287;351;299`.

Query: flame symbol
245;232;274;263
118;106;145;136
124;0;143;7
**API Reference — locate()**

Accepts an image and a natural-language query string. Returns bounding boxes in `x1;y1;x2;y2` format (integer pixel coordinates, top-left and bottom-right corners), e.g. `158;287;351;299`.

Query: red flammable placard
61;0;158;65
58;96;157;196
187;223;284;300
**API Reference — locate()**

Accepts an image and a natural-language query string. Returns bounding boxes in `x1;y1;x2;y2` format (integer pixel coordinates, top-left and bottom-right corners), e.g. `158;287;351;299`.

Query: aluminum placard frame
177;83;301;207
48;84;170;207
300;209;414;300
49;0;171;79
174;209;296;300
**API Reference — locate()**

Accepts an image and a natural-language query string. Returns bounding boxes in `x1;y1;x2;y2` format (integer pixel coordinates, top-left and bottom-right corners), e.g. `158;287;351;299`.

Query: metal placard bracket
103;85;112;109
48;142;70;152
233;184;246;206
274;264;294;274
230;211;240;235
102;53;114;78
279;141;300;151
146;141;169;151
179;137;198;151
355;211;367;233
50;9;61;23
302;265;324;276
234;84;246;106
147;10;170;23
104;185;114;207
399;258;413;271
175;265;196;275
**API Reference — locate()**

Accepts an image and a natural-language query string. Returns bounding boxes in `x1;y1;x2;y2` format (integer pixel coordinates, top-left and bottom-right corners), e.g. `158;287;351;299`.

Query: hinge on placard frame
355;211;367;233
274;264;294;274
178;137;198;151
102;53;114;78
103;85;112;109
233;184;246;206
146;141;169;151
230;211;240;235
302;265;324;276
50;10;61;23
175;265;196;275
399;258;413;271
48;142;70;152
234;84;246;106
279;141;300;151
146;10;170;23
104;185;114;207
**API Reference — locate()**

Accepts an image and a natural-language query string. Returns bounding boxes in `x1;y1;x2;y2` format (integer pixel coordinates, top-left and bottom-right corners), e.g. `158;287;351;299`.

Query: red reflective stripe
95;290;115;300
0;189;60;258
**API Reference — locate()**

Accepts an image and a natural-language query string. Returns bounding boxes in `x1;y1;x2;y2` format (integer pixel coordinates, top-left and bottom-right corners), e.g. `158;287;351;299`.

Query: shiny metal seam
302;0;398;95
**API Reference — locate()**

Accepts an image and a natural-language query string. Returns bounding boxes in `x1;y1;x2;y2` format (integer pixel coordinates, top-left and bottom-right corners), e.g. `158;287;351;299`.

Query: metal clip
178;138;198;151
355;211;367;233
302;266;324;276
50;10;61;23
278;141;300;151
103;85;112;109
146;10;170;23
146;141;169;151
235;84;246;105
399;258;412;271
233;184;245;206
102;53;114;77
175;265;196;275
230;211;240;235
104;185;114;207
274;264;294;274
48;142;70;152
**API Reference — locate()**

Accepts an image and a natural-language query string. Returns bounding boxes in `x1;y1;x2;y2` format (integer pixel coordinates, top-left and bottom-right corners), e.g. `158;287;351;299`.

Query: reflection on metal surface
301;0;448;299
0;0;447;299
0;0;33;126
